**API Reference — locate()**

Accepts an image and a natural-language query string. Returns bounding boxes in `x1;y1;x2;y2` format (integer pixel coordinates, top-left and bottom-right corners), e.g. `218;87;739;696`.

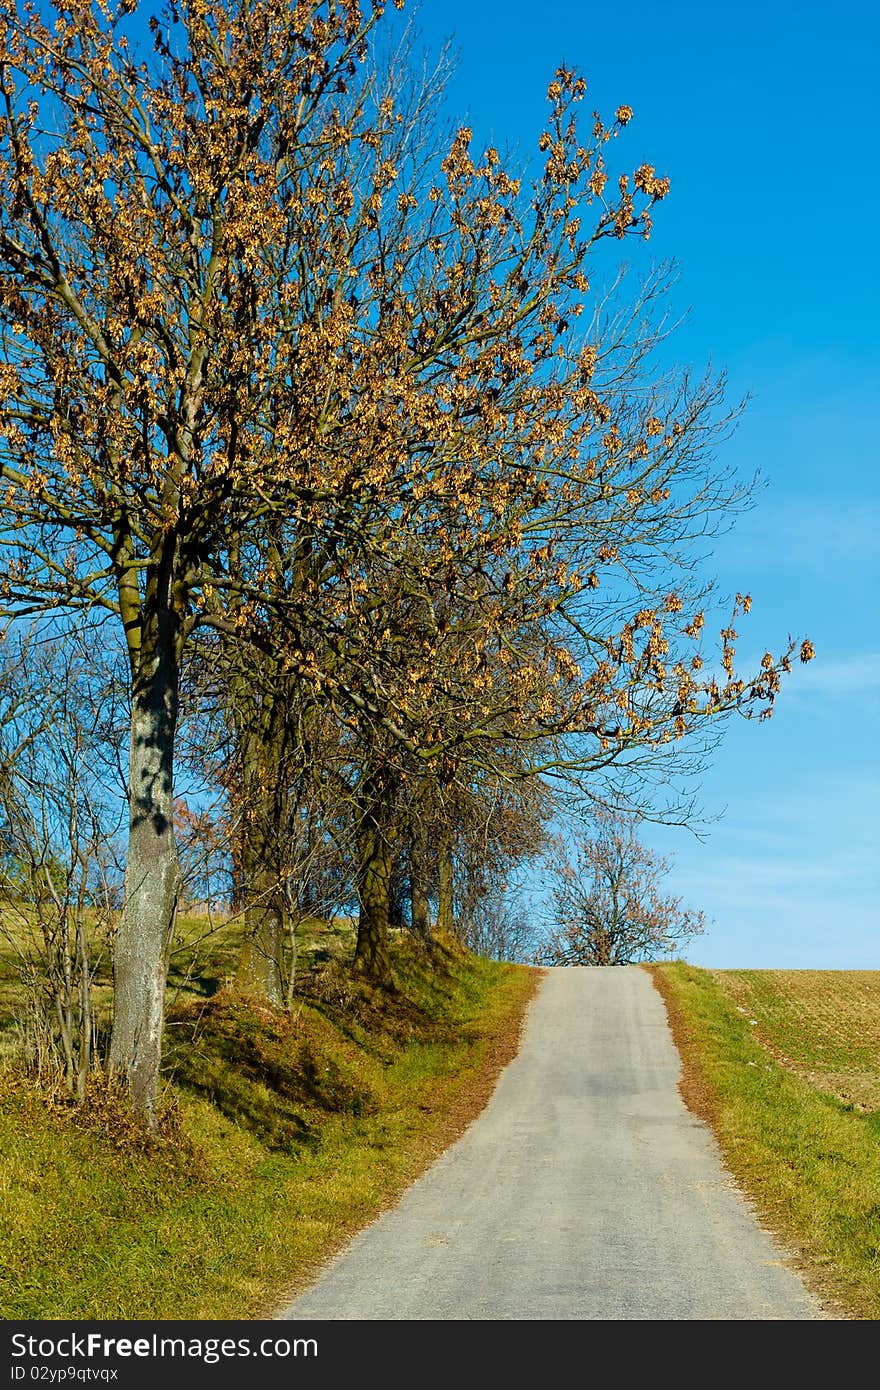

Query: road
279;965;824;1320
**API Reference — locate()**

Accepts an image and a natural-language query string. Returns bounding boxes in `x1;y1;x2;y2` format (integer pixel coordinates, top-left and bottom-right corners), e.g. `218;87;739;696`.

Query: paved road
279;966;824;1320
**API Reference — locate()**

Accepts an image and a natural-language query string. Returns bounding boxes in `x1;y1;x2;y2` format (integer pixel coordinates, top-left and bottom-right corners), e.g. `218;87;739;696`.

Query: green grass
0;923;539;1320
650;962;880;1319
18;918;879;1322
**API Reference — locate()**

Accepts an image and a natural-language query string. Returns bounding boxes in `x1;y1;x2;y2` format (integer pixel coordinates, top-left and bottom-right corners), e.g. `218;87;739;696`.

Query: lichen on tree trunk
108;617;181;1129
236;871;285;1006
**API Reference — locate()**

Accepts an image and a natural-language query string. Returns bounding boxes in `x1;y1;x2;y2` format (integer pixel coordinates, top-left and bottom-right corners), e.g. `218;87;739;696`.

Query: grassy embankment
0;912;539;1320
651;962;880;1319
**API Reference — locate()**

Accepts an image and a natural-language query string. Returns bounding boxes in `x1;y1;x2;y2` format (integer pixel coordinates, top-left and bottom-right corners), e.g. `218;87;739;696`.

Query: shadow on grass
162;933;475;1155
164;992;378;1154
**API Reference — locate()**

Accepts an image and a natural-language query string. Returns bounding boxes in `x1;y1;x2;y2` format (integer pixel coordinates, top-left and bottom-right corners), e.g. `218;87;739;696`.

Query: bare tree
0;626;125;1095
539;804;705;965
450;765;550;955
458;885;541;964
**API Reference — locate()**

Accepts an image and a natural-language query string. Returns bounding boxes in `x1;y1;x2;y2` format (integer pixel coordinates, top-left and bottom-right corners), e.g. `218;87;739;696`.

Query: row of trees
0;0;811;1126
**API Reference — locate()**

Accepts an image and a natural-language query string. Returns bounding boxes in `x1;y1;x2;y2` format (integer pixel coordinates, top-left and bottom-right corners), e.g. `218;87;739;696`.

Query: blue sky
410;0;880;967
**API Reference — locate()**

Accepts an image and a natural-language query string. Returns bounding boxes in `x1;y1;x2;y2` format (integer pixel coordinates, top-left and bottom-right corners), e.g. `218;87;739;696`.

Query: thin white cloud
670;850;878;902
718;647;880;704
719;498;880;580
793;651;880;697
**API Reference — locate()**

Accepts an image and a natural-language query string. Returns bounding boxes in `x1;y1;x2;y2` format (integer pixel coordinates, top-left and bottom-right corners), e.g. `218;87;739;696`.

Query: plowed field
715;970;880;1111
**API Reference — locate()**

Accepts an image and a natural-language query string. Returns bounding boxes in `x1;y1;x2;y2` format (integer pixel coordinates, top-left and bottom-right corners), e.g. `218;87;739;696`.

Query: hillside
0;918;538;1320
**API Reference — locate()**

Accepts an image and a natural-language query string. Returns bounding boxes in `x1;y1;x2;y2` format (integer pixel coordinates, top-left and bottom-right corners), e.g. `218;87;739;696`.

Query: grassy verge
649;962;880;1320
0;927;540;1320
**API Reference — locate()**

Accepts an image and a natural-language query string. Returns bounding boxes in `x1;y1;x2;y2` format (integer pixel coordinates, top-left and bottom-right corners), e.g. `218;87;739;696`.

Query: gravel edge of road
644;962;850;1321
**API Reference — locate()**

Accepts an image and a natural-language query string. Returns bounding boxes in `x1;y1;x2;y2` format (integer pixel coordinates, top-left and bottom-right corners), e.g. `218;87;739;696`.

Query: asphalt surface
279;965;824;1320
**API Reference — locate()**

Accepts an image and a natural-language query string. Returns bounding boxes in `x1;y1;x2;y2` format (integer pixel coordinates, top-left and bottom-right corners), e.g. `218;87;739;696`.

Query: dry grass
714;969;880;1111
650;962;880;1320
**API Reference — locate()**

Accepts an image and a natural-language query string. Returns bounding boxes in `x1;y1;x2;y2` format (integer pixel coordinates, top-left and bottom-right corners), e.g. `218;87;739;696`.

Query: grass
713;969;880;1111
13;912;878;1323
649;962;880;1320
0;916;540;1320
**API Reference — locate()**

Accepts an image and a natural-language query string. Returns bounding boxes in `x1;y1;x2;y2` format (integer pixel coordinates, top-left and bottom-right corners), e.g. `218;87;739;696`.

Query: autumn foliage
0;0;813;1122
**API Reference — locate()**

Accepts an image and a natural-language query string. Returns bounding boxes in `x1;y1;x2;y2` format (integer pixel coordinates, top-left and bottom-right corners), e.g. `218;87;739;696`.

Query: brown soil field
714;969;880;1112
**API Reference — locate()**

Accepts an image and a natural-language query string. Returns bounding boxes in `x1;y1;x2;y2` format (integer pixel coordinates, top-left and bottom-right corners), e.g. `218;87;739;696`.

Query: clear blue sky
410;0;880;967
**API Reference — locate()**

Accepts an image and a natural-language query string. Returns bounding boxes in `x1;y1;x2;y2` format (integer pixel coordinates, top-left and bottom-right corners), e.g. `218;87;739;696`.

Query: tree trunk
109;620;181;1129
388;851;408;929
353;773;397;988
236;860;285;1005
235;766;288;1003
409;818;433;949
436;823;454;935
231;668;288;1006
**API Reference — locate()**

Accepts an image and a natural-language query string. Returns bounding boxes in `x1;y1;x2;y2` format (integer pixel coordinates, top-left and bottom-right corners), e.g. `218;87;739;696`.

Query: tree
0;0;416;1123
0;0;812;1119
539;804;705;965
444;759;550;953
0;624;124;1095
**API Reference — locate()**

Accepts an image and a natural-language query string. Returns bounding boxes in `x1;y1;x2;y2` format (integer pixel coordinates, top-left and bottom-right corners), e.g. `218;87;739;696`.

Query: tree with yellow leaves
0;0;412;1123
0;0;812;1120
